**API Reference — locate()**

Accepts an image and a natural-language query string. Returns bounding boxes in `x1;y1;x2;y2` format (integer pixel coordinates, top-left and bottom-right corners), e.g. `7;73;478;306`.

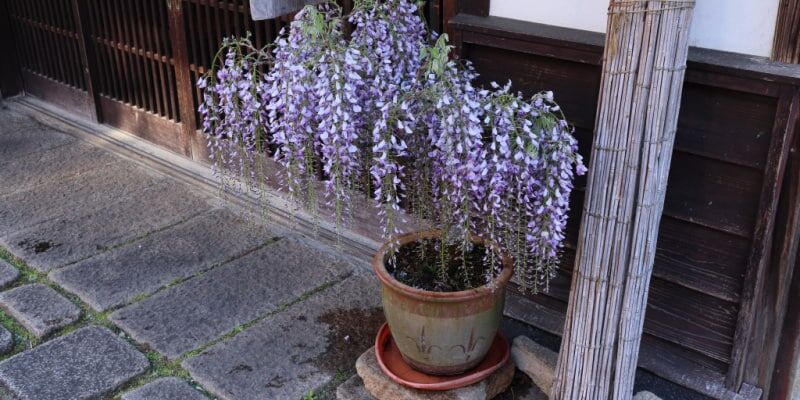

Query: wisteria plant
198;0;585;293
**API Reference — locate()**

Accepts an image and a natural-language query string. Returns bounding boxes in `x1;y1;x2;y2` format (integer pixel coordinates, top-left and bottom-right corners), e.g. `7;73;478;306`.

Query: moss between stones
0;246;206;399
0;244;352;400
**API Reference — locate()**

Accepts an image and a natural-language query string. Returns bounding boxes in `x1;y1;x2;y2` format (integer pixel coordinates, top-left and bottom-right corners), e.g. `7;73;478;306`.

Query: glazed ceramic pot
372;230;514;375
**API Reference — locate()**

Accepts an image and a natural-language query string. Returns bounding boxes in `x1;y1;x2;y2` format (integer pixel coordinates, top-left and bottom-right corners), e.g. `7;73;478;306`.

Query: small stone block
0;326;149;400
0;284;81;338
0;326;13;355
337;375;374;400
511;335;557;395
355;347;515;400
121;377;207;400
633;391;662;400
0;260;20;289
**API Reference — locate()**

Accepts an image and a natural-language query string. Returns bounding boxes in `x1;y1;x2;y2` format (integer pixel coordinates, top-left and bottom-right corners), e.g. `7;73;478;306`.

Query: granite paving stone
121;377;207;400
0;326;149;400
51;208;274;312
0;325;13;355
1;179;213;272
0;108;76;159
0;160;160;236
110;236;357;359
182;273;383;400
0;259;20;289
0;142;118;196
0;284;81;338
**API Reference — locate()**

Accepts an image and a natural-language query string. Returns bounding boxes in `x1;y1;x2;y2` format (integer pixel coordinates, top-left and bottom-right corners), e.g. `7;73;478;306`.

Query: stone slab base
511;336;556;395
350;347;515;400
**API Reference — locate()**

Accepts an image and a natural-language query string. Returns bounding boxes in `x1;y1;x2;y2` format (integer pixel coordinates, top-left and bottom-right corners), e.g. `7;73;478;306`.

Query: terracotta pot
372;230;514;376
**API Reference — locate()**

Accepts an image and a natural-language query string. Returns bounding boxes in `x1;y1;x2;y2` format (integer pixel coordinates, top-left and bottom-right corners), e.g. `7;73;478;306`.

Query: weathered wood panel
653;218;748;302
677;83;776;170
19;70;93;120
450;13;800;398
664;152;762;238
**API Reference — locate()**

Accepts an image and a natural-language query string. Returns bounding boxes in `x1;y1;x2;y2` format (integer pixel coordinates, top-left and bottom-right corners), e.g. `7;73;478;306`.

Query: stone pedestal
340;347;515;400
511;336;557;395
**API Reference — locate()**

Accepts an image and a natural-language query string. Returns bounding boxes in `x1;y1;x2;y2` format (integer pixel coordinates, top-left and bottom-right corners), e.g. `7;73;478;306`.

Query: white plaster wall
489;0;781;57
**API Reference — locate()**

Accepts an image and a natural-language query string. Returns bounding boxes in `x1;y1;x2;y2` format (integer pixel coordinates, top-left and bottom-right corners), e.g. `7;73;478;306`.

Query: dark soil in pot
386;238;501;292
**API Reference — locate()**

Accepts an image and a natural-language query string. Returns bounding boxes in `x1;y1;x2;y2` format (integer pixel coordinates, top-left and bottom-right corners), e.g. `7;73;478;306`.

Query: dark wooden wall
449;12;800;399
2;1;799;398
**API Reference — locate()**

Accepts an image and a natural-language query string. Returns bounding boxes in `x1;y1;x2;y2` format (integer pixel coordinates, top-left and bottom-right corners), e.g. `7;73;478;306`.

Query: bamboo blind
551;1;695;398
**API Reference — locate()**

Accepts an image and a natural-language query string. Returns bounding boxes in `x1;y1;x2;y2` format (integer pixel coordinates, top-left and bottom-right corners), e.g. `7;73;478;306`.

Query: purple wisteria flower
197;0;586;293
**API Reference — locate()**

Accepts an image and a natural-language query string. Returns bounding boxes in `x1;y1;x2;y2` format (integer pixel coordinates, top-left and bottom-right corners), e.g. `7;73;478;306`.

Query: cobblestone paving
0;104;376;399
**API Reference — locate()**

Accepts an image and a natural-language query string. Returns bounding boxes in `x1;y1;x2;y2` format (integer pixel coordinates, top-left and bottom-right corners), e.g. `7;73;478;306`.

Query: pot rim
372;230;514;302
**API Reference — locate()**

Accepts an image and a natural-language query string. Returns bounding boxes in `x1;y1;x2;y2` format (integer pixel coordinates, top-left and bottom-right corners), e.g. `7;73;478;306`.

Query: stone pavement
0;104;380;399
0;102;710;400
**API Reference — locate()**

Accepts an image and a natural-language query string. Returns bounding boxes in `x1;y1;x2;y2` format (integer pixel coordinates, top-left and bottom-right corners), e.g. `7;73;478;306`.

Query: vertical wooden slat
773;0;800;64
28;1;48;77
728;88;800;389
47;1;68;84
0;0;23;97
143;0;164;117
751;107;800;395
62;0;82;88
137;0;153;112
146;0;169;117
159;1;179;120
122;0;144;108
110;1;133;104
71;0;102;121
769;229;800;399
167;0;196;157
62;0;83;88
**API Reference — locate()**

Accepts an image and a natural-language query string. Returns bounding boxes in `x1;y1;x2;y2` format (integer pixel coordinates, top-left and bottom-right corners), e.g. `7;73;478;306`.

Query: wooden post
729;89;800;391
442;0;489;60
166;0;196;158
773;0;800;64
0;0;23;98
71;0;102;122
551;1;695;398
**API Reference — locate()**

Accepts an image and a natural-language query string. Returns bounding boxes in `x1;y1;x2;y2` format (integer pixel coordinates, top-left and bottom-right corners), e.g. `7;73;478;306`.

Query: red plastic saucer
373;323;510;391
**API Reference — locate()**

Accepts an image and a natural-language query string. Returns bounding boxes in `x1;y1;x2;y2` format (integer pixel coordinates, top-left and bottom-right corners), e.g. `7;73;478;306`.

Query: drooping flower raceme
349;0;427;236
481;84;586;291
198;37;271;195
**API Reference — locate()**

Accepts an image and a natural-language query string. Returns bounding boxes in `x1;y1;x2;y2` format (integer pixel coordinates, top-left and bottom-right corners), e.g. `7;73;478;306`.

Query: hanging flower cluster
198;36;271;194
480;84;586;290
348;0;426;236
198;0;586;293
